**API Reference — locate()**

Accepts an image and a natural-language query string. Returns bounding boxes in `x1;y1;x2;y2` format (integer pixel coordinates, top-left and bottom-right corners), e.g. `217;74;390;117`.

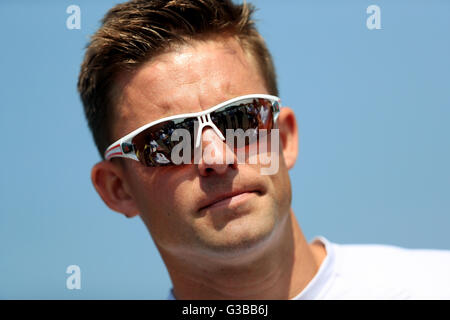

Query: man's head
78;0;299;261
78;0;278;158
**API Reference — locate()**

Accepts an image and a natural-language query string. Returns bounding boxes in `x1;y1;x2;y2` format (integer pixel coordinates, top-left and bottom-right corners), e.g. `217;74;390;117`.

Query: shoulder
325;240;450;299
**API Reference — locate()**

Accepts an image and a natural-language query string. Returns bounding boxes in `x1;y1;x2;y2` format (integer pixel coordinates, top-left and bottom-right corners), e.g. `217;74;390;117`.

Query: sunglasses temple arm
104;139;127;160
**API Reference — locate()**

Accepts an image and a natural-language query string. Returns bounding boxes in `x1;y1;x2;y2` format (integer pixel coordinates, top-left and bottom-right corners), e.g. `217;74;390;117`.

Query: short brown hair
78;0;278;158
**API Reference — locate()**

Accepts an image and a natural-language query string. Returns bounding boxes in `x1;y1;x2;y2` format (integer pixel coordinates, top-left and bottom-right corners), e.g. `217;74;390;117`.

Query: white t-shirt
168;236;450;299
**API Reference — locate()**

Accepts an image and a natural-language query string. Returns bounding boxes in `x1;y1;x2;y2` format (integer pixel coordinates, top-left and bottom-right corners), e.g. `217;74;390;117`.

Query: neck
162;209;326;299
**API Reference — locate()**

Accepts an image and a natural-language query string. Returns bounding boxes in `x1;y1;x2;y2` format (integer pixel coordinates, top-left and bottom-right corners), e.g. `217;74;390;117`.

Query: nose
197;128;237;176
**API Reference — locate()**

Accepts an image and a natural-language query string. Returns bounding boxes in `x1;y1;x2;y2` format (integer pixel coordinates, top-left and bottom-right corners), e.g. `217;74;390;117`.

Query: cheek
266;154;292;210
126;165;197;236
130;167;190;212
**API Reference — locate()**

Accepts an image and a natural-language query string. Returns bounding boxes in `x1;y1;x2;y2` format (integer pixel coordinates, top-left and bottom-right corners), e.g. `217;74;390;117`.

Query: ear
277;107;299;170
91;160;140;218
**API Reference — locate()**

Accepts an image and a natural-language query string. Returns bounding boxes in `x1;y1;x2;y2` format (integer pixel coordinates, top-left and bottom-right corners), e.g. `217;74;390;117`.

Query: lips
198;190;260;212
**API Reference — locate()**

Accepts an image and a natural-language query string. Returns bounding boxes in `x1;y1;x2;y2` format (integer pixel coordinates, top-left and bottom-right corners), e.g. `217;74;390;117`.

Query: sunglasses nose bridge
195;113;226;148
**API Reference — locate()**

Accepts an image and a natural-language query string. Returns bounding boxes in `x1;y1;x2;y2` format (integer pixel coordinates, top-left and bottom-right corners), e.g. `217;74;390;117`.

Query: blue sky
1;0;449;299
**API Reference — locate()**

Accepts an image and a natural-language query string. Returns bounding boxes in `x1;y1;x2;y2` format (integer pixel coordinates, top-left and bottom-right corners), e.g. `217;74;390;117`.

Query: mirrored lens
210;98;274;140
130;98;275;167
132;117;196;166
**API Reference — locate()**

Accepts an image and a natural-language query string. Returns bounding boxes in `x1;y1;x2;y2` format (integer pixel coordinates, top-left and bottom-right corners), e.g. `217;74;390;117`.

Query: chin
196;214;277;259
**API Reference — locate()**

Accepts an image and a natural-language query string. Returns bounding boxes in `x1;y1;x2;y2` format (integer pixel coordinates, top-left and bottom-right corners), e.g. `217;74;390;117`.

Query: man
78;0;450;299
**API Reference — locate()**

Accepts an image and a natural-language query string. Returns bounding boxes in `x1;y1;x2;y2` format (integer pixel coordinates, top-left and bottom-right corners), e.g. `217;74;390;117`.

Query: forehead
111;36;268;140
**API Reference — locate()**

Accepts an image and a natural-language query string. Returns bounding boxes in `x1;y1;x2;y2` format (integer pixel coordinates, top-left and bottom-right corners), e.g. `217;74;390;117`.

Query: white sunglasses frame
104;93;281;162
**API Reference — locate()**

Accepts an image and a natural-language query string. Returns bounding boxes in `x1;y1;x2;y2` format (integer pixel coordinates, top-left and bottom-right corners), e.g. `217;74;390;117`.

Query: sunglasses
104;94;281;167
